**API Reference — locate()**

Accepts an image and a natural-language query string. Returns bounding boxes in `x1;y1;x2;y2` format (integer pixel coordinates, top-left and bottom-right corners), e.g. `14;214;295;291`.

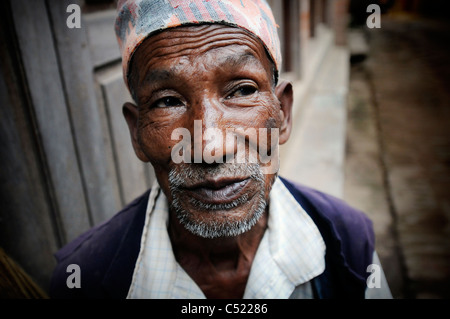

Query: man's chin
171;194;267;239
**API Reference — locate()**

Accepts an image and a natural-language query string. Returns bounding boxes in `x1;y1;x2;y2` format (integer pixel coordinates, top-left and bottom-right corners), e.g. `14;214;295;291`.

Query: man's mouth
183;177;251;205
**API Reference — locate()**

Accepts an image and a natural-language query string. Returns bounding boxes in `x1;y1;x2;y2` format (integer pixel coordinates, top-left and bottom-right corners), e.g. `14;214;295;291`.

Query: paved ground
344;15;450;299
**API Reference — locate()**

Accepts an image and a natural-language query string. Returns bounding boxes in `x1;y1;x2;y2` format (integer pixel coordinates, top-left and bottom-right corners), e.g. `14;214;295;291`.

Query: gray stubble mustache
168;162;265;189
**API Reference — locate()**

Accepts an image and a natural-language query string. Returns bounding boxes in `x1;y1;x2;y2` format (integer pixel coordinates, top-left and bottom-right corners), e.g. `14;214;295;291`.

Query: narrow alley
344;15;450;299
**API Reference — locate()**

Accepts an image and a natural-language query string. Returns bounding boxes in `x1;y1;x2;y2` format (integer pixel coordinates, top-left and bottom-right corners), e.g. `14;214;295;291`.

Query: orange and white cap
115;0;281;90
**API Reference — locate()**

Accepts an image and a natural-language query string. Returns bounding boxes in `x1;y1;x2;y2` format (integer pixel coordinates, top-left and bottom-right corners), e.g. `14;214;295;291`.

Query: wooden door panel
96;65;152;206
85;10;121;68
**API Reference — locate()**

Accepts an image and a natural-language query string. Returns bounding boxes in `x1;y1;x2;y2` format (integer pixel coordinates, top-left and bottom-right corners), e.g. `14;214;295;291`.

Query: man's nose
190;98;237;164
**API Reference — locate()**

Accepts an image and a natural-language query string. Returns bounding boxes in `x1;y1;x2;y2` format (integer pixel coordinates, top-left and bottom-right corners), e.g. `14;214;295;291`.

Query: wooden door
0;0;154;293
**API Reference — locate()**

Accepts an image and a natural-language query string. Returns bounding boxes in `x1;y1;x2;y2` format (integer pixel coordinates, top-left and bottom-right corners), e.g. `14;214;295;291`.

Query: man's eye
152;97;183;108
227;86;257;99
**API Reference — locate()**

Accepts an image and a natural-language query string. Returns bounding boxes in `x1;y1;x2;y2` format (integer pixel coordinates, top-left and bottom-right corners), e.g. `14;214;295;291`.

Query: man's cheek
138;126;174;163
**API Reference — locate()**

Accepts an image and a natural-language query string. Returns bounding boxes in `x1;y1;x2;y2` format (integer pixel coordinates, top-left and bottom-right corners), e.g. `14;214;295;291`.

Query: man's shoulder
280;177;375;292
50;190;150;298
280;177;374;236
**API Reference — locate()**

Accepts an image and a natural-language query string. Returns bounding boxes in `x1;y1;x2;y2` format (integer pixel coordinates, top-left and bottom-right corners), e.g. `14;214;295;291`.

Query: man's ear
122;102;150;162
274;80;293;145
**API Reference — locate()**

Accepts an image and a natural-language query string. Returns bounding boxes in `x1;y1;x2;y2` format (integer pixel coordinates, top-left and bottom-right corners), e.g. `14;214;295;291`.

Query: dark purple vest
50;178;374;299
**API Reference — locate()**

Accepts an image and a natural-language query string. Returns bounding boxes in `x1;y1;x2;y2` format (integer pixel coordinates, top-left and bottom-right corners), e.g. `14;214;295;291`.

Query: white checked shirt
126;177;392;299
126;177;326;299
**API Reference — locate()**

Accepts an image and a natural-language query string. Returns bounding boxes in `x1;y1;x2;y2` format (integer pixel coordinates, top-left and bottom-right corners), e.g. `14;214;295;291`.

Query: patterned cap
115;0;281;90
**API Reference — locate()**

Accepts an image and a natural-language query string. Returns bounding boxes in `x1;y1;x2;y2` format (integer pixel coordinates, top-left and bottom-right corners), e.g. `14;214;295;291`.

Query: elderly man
50;0;391;299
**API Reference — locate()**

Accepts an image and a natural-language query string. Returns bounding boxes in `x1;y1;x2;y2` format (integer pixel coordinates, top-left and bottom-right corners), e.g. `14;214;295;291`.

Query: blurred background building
0;0;449;298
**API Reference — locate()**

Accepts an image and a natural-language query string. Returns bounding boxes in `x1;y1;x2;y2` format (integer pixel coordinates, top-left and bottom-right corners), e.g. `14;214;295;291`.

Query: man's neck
168;209;268;298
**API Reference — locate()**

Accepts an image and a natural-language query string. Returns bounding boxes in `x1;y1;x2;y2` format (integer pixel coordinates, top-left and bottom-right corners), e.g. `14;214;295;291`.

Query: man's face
124;24;292;238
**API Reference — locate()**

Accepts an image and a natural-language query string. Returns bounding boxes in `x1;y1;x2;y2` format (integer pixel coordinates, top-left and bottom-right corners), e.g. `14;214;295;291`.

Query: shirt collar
268;177;326;285
243;178;326;298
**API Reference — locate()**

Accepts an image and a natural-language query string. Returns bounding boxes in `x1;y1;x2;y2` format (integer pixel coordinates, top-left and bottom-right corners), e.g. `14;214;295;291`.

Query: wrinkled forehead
127;24;277;95
131;24;272;75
